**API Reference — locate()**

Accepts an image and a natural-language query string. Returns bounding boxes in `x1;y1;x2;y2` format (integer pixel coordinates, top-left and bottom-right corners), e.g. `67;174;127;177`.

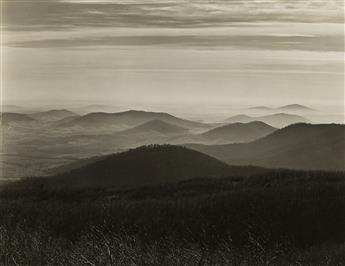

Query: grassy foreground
1;170;345;265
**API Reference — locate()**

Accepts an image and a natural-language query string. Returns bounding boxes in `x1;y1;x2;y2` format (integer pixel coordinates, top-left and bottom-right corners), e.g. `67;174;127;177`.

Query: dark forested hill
187;123;345;171
34;145;264;188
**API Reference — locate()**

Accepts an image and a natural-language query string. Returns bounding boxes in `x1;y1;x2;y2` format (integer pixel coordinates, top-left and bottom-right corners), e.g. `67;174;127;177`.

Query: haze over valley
1;103;344;179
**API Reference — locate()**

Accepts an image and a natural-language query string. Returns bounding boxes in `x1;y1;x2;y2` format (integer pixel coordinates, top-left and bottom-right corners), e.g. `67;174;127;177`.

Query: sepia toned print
0;0;344;265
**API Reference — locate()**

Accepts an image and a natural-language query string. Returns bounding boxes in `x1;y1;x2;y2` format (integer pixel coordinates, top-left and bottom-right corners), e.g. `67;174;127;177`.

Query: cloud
6;34;344;53
3;0;343;31
4;23;343;52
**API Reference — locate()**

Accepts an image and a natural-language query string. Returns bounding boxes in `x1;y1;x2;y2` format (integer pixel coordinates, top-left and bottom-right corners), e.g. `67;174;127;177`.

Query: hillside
226;113;310;128
187;123;345;171
200;121;277;143
2;169;345;265
61;110;209;131
30;109;77;121
40;145;264;188
1;112;36;125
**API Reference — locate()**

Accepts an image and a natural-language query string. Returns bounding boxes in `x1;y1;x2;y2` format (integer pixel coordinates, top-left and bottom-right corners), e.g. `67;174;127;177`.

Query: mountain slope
187;124;345;171
46;145;264;188
30;109;77;121
61;110;209;131
200;121;277;143
1;112;36;125
226;113;310;128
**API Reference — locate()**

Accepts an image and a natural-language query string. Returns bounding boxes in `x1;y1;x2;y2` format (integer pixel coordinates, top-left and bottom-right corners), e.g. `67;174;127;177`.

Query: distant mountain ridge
249;104;314;112
187;123;345;171
61;110;210;131
249;106;273;111
277;104;314;111
75;105;125;114
226;113;310;128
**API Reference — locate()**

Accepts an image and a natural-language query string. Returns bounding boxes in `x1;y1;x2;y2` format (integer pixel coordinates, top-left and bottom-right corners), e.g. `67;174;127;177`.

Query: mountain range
187;123;345;171
61;120;278;151
249;104;314;112
226;113;310;128
60;110;209;132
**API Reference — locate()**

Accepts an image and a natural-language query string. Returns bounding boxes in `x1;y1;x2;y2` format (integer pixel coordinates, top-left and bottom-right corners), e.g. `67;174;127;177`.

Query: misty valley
1;104;343;180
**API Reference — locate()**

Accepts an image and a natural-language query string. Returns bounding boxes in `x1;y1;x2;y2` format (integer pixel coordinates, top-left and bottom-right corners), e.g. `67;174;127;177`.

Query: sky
1;0;344;112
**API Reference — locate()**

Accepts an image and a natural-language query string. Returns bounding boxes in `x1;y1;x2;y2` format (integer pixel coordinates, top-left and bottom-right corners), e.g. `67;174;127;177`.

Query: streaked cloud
3;0;344;31
2;0;344;108
3;23;343;52
5;35;343;53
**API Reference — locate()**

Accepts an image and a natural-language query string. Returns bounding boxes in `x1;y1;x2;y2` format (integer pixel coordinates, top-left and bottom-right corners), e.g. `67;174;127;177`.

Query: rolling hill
187;123;345;171
40;145;265;188
199;121;277;143
1;112;36;125
226;113;310;128
61;110;209;131
30;109;78;121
